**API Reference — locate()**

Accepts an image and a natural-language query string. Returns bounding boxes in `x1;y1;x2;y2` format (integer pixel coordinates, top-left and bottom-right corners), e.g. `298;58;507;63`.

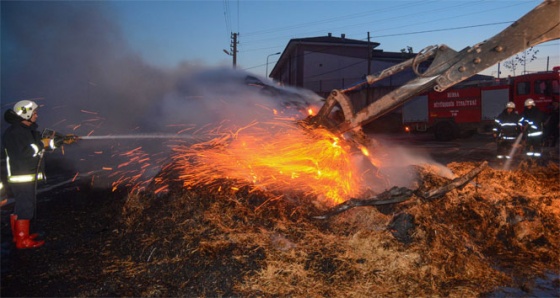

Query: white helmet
524;98;535;107
505;102;515;109
13;100;38;120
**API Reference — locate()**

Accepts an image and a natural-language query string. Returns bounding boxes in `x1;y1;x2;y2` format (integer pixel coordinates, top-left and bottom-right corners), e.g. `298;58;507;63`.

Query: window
516;81;530;95
552;79;559;95
534;80;547;94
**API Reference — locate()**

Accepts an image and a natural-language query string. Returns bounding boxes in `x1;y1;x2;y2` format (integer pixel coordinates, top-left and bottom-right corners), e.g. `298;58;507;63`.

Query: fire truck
402;67;560;140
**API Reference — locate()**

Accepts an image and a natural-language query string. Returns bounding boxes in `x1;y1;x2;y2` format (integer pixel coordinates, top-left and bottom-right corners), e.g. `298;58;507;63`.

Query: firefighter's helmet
13;100;38;120
524;98;535;107
506;102;515;109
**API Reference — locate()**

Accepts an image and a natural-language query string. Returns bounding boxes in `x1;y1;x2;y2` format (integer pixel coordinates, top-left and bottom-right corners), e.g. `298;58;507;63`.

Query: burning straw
166;120;376;205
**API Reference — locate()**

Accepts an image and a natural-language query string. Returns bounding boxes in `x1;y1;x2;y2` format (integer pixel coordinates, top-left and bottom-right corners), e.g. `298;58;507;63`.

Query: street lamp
266;52;281;77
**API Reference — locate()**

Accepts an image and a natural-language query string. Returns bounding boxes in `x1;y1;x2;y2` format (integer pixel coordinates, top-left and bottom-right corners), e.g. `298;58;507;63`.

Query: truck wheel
434;121;458;141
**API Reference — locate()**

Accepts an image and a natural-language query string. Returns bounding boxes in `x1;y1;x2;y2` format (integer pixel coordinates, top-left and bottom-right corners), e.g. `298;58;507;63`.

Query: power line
239;1;547;77
241;1;480;45
223;0;231;36
371;21;513;39
242;1;428;38
242;22;559;76
240;1;525;49
240;21;514;71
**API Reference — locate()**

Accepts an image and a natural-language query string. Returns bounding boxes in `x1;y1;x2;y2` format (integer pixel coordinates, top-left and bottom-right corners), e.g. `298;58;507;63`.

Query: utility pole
232;33;238;68
366;32;371;105
497;62;501;79
223;33;239;68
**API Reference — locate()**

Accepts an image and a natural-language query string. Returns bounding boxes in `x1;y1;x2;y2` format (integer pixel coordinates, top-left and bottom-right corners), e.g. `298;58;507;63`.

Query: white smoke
1;1;319;187
359;135;455;192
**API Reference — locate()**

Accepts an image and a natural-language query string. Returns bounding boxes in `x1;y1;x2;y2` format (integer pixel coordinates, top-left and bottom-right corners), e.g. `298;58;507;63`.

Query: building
268;33;420;113
269;33;417;93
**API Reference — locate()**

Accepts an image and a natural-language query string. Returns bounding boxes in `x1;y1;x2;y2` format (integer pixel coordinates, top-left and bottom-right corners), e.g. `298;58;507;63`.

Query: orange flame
170;120;371;205
360;146;369;156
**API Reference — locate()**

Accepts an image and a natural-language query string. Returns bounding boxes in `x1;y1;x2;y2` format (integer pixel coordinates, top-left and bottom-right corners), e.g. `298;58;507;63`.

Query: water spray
503;133;524;171
78;134;202;141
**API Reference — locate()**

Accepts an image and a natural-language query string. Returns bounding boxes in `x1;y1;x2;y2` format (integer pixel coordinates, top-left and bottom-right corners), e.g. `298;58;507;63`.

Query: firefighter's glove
53;135;65;148
41;138;56;150
63;134;79;145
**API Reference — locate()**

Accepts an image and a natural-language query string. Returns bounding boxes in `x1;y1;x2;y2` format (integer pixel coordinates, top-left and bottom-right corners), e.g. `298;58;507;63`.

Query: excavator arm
308;0;560;134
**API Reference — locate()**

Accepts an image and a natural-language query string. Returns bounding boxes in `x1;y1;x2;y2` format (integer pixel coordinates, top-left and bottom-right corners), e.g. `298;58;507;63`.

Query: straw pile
98;161;559;297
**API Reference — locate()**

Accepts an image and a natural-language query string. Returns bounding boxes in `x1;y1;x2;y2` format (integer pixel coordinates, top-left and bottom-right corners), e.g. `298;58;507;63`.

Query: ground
1;132;559;297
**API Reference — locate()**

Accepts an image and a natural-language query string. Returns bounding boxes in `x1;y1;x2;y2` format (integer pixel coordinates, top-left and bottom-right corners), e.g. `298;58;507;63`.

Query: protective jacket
2;110;46;183
519;107;545;138
493;109;521;140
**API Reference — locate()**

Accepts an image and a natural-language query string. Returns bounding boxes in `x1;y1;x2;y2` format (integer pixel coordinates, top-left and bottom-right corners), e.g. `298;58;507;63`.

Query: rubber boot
15;219;44;249
10;214;38;243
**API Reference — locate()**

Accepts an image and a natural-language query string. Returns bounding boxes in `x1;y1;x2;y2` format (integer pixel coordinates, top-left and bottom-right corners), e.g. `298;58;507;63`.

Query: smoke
1;1;159;130
1;1;319;186
359;135;455;192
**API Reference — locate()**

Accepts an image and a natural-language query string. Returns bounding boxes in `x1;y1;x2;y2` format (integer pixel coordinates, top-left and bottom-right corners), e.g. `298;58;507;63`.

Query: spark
80;109;98;115
170;119;372;205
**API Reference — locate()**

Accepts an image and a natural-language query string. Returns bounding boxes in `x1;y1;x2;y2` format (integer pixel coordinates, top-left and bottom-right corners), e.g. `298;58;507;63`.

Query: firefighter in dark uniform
493;101;521;159
518;98;545;158
543;100;559;147
2;100;74;249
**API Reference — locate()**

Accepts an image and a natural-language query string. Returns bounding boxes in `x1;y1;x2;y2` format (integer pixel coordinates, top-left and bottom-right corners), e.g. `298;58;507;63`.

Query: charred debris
72;160;560;296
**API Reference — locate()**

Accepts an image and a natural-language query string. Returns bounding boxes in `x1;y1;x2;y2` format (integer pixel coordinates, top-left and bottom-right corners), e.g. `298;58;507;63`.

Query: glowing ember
80;109;98;115
170;119;373;205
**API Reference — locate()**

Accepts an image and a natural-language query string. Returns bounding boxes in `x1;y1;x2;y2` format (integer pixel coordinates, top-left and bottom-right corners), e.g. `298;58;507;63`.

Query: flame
360;146;369;156
70;104;377;204
170;119;372;205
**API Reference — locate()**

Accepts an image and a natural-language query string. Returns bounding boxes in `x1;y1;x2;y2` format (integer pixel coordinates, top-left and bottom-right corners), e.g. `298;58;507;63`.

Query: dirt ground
1;132;559;297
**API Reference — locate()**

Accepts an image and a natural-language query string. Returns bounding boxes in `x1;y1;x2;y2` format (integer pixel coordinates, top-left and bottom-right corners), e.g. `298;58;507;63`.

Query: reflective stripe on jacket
7;173;44;183
493;109;521;138
519;107;545;138
2;120;45;182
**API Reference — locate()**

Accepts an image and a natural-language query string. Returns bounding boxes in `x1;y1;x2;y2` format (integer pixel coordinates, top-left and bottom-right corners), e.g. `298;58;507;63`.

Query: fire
360;146;369;156
169;119;372;205
71;103;376;205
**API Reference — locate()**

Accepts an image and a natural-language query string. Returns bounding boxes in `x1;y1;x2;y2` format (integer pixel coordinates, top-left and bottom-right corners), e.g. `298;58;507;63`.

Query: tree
400;46;413;54
502;47;539;76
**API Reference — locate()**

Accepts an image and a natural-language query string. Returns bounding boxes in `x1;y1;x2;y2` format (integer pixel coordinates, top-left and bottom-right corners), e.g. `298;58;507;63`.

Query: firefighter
518;98;545;158
543;100;559;147
493;102;521;159
2;100;75;249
